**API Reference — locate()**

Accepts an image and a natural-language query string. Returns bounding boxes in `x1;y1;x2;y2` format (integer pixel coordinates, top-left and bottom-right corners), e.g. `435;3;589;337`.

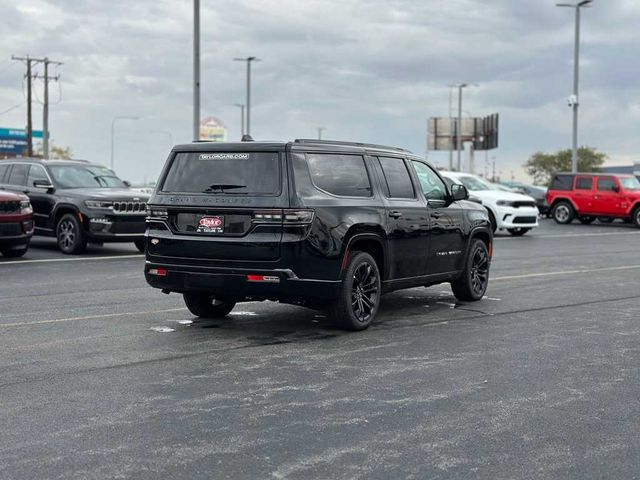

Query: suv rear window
161;152;281;195
550;174;573;191
306;154;372;197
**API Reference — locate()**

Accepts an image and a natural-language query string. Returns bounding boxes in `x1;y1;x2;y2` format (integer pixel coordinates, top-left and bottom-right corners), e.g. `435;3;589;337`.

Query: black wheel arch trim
340;231;388;280
51;203;83;230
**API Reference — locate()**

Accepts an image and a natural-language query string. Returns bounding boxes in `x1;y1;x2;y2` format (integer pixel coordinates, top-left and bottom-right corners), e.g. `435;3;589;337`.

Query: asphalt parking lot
1;219;639;479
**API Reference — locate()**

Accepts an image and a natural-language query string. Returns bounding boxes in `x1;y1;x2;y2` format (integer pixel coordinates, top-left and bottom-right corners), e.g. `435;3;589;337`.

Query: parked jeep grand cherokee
0;159;149;253
144;140;493;330
547;173;640;226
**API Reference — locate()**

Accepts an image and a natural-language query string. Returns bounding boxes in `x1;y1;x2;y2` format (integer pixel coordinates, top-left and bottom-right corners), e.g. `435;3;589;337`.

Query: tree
33;144;73;160
524;147;607;186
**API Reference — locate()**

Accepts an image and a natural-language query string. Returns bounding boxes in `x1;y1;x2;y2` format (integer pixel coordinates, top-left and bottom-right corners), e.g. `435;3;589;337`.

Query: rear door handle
388;211;403;219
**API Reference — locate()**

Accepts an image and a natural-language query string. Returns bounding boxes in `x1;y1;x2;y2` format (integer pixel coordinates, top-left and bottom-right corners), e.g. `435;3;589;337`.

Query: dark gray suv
0;158;149;254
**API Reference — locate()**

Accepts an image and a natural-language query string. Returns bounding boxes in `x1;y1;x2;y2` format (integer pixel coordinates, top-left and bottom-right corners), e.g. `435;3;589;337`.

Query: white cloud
0;0;638;183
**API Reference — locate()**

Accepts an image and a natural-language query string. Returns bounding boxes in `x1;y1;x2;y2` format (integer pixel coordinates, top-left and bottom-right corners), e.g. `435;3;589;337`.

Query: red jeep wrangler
547;173;640;227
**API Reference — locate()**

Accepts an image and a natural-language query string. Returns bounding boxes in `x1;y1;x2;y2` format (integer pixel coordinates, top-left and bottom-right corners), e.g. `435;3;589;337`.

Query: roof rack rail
293;139;410;153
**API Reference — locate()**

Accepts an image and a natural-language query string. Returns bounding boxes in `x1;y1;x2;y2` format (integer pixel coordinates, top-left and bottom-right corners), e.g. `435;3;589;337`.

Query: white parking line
495;231;640;240
493;264;640;281
0;254;144;266
0;307;187;328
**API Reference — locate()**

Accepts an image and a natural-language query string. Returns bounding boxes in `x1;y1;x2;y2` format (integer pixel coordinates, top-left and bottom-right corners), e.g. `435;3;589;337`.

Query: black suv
144;140;493;330
0;159;150;254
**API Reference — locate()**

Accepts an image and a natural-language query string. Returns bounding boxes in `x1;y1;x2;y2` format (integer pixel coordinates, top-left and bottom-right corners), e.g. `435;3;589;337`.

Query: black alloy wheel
330;251;381;331
56;213;87;254
507;227;530;236
451;239;490;301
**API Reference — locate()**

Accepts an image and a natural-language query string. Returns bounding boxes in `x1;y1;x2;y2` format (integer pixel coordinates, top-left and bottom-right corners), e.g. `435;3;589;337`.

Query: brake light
283;210;314;224
246;274;280;283
252;209;314;225
148;268;168;276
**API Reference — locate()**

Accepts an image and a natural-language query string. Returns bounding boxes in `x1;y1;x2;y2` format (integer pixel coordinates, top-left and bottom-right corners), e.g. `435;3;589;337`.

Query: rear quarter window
550;174;574;191
306;154;372;197
160;152;281;195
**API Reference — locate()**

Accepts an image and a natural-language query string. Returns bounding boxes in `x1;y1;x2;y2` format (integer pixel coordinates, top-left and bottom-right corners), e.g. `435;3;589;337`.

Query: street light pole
234;57;260;136
557;0;593;173
447;85;456;170
233;103;245;137
317;127;326;140
110;116;139;170
193;0;200;141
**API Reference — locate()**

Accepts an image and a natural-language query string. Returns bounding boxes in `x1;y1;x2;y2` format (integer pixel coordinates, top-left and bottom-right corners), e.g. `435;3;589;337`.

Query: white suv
441;171;539;236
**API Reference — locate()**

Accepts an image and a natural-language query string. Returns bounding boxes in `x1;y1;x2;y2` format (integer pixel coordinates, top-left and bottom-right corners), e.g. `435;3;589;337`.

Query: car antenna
241;134;254;142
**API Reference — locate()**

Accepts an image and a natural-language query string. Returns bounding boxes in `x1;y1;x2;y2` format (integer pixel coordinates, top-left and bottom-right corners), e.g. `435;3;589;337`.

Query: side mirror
33;179;55;192
451;184;469;201
613;185;620;193
123;180;132;187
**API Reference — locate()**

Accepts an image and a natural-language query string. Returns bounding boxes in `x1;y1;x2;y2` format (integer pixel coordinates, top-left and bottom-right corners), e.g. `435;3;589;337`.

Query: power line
0;101;24;116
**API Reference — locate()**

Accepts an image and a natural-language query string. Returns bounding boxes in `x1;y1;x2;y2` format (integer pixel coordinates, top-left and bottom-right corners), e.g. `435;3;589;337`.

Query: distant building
601;162;640;177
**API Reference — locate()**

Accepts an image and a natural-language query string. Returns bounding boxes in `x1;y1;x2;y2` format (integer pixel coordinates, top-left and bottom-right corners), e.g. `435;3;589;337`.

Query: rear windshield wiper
202;183;247;194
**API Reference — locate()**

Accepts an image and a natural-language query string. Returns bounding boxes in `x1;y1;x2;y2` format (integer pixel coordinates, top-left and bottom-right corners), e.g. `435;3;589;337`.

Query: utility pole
12;55;34;156
557;0;594;173
234;57;260;136
193;0;200;141
233;103;245;137
12;55;62;158
317;127;325;140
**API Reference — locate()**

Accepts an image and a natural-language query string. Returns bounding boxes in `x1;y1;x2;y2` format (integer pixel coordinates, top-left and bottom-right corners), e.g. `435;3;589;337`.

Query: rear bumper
144;261;341;300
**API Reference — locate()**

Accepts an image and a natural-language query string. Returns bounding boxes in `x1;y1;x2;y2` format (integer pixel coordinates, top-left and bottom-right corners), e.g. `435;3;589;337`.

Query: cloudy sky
1;0;639;183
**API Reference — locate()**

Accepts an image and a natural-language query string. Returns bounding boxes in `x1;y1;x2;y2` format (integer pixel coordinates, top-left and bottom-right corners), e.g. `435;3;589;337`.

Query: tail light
252;209;314;225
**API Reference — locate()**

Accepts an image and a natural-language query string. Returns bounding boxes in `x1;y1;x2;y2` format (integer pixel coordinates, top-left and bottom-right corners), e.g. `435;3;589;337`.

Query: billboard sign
428;113;499;151
0;128;44;156
199;117;227;143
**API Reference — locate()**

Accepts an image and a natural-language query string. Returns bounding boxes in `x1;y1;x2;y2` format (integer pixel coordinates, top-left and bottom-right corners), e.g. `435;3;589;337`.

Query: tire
56;213;87;254
598;216;614;224
487;209;497;233
134;239;146;253
451;239;490;301
552;201;575;225
183;293;236;318
329;251;381;331
507;228;530;236
633;207;640;228
579;216;595;225
1;244;29;258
